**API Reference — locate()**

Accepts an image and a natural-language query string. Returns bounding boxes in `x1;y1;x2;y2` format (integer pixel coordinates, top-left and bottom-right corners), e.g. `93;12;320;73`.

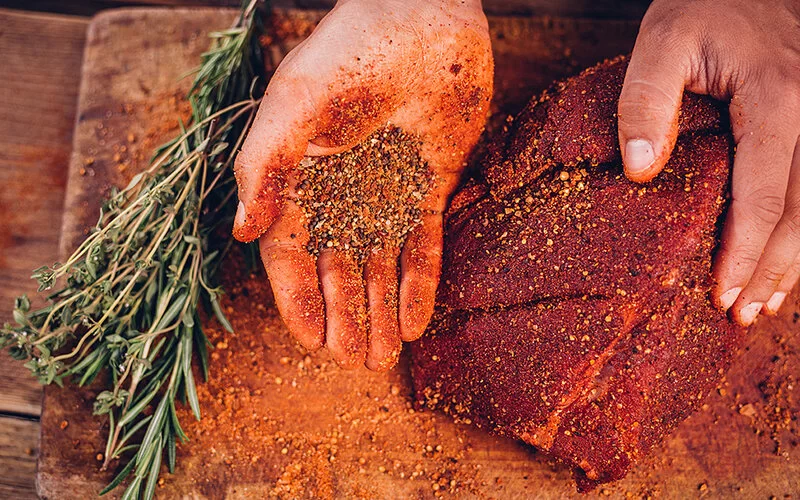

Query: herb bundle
0;1;267;498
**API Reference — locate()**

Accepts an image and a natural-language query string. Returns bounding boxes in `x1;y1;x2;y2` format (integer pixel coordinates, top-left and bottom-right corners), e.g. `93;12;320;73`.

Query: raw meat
410;56;746;490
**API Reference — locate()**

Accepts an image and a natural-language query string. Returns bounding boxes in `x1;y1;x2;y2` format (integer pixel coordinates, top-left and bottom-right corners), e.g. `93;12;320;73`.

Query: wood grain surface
0;416;40;499
33;7;800;500
0;8;88;417
0;8;88;498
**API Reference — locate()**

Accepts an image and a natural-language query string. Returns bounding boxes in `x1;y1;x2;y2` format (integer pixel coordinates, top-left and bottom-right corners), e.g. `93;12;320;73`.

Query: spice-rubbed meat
410;56;746;490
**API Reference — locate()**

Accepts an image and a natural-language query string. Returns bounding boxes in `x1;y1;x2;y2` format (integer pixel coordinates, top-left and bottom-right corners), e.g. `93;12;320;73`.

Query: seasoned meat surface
410;56;745;490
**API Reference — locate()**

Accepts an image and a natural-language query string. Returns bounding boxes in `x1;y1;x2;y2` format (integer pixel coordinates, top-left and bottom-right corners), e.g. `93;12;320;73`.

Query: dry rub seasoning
296;126;433;263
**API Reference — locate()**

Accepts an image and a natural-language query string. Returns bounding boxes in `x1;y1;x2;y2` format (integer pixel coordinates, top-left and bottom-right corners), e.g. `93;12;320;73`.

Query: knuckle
726;244;761;268
638;2;708;55
618;79;680;122
639;8;690;47
737;190;786;227
260;240;294;253
757;266;785;287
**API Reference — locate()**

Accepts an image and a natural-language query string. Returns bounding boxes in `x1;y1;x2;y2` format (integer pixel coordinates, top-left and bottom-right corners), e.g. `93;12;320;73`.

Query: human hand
617;0;800;326
233;0;493;369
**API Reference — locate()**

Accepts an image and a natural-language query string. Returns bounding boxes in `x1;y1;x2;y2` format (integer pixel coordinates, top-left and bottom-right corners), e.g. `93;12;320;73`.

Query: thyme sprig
0;1;267;498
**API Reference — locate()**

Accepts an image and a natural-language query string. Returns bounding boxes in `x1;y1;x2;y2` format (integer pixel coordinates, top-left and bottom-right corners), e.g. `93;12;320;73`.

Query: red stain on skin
233;161;288;244
312;86;390;149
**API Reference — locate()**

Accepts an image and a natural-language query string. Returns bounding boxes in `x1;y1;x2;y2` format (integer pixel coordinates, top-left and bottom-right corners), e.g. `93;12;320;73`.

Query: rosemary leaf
142;434;163;499
99;458;137;496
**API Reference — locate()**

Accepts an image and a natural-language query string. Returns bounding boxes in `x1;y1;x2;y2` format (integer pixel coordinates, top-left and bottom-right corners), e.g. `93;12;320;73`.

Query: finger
318;250;368;369
399;211;444;342
766;252;800;315
714;98;799;325
233;70;319;243
618;29;688;182
364;246;402;372
739;136;800;316
259;201;325;350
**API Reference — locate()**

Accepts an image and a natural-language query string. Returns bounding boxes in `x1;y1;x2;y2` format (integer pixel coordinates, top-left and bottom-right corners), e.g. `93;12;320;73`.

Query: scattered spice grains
731;328;799;456
171;253;486;499
81;90;190;184
296;126;433;263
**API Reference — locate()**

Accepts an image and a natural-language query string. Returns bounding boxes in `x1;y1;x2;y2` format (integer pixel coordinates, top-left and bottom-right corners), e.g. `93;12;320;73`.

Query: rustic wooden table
0;9;88;498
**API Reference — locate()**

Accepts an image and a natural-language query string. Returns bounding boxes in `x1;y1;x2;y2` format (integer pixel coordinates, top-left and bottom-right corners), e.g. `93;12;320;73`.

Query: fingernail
766;291;787;315
624;139;655;174
235;200;246;228
719;287;742;310
739;302;763;326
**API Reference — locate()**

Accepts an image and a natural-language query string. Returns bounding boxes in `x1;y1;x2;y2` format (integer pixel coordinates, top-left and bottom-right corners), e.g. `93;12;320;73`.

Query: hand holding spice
232;0;493;370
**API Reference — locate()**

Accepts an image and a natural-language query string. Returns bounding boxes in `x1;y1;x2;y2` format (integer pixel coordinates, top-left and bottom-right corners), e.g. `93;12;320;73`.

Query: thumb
233;77;317;243
618;42;688;183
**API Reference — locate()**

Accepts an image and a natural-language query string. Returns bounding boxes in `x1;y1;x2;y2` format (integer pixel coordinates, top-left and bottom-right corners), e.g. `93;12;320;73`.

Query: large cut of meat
410;56;746;490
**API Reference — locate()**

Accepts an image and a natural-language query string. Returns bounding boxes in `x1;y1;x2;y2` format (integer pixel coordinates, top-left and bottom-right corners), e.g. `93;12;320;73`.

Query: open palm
233;0;493;370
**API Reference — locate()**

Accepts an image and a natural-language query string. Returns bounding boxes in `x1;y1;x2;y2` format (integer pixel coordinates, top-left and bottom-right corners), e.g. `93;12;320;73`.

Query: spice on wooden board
174;252;485;499
296;125;433;264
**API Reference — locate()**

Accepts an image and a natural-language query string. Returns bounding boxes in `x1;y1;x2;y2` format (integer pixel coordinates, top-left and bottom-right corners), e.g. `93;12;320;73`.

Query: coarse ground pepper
296;125;433;264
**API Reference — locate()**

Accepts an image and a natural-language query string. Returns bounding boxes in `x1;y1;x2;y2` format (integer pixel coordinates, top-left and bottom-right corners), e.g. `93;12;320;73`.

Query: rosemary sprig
0;1;267;498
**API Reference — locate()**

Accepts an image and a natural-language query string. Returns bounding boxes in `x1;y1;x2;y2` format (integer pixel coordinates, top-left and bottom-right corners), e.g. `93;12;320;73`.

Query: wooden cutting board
37;7;800;499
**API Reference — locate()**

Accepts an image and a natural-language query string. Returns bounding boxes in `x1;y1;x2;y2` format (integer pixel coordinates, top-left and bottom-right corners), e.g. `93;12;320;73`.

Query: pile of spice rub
296;125;433;264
